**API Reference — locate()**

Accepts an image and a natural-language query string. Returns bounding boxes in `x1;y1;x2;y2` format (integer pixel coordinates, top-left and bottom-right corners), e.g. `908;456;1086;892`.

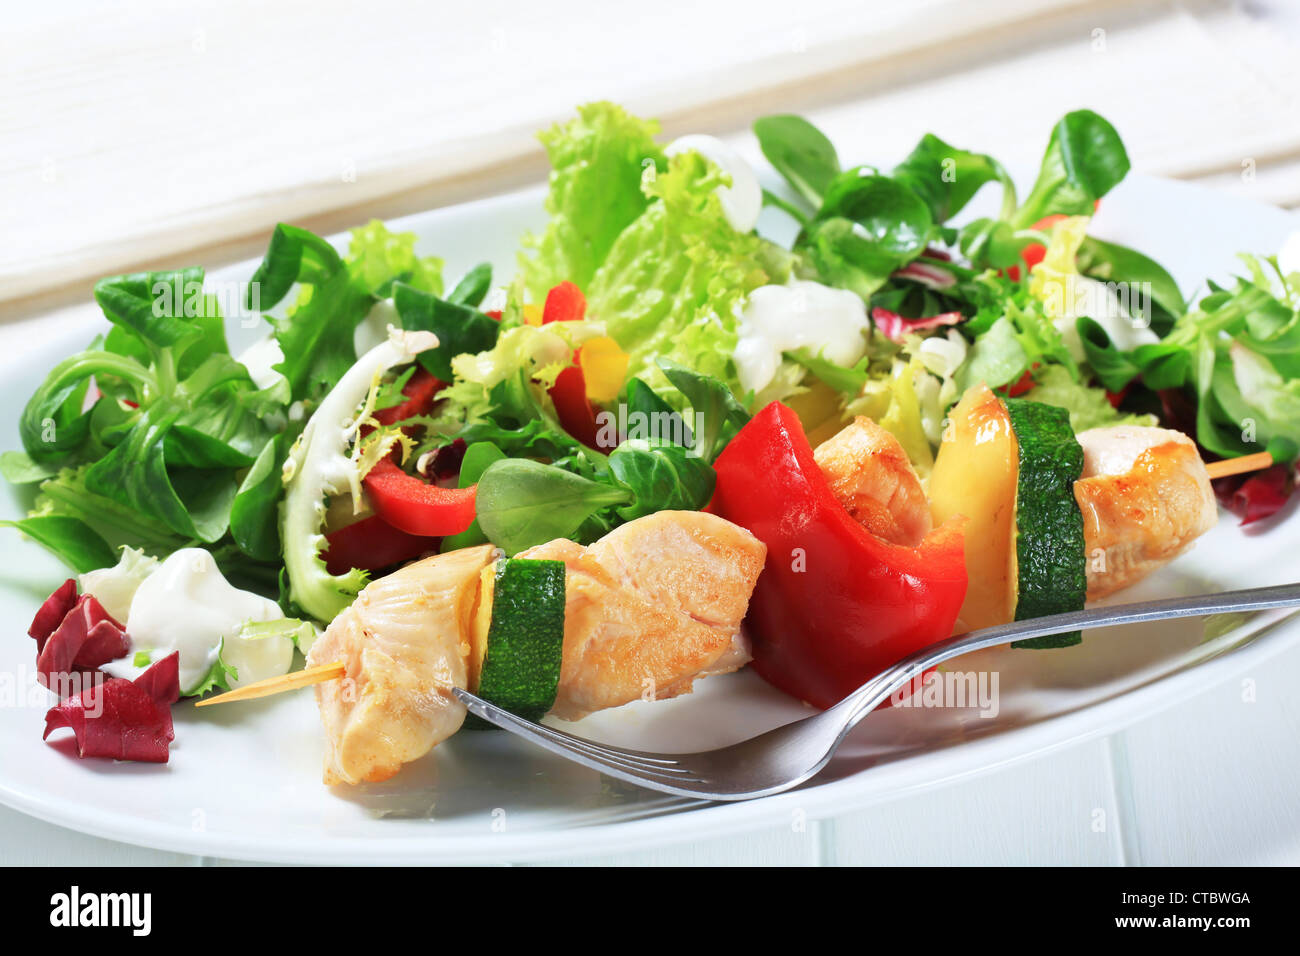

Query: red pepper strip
323;514;440;575
373;367;445;426
361;458;477;537
548;362;603;449
711;402;968;709
542;280;587;324
995;364;1038;399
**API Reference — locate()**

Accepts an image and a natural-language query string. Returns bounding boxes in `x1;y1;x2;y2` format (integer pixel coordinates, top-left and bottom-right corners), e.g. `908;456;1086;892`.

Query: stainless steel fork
453;582;1300;801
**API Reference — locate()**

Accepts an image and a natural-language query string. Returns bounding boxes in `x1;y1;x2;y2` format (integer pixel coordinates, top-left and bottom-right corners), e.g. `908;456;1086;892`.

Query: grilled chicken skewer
815;416;1221;604
306;510;765;785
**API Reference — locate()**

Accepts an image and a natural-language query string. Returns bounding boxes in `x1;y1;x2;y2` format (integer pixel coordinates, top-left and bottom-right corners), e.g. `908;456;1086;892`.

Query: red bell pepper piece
537;281;607;448
711;402;967;709
373;367;445;426
361;458;477;537
995;365;1038;398
542;280;587;324
323;514;440;575
548;363;603;450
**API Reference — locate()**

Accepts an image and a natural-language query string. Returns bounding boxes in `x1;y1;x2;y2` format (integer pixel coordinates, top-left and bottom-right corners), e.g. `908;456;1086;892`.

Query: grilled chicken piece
813;416;932;547
309;512;766;784
520;510;766;720
307;544;497;785
1073;425;1217;599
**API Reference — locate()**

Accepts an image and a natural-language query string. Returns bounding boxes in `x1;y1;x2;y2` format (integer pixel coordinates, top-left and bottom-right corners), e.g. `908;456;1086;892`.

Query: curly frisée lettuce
279;327;437;622
586;150;791;394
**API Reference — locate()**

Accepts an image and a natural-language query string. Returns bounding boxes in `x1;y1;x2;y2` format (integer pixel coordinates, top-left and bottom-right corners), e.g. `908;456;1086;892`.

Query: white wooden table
3;0;1299;864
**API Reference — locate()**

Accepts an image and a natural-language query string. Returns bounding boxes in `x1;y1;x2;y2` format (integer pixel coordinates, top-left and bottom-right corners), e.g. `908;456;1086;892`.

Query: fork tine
453;689;712;788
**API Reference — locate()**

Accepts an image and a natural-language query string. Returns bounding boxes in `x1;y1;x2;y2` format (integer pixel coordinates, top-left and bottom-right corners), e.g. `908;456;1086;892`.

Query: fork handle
832;582;1300;729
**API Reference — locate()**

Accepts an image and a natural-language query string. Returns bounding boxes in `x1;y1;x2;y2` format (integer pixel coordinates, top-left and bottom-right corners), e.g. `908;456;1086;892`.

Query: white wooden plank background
2;0;1300;865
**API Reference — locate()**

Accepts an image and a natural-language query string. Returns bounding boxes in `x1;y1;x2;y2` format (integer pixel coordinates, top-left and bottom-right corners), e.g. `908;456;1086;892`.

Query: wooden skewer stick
194;661;346;707
1205;451;1275;481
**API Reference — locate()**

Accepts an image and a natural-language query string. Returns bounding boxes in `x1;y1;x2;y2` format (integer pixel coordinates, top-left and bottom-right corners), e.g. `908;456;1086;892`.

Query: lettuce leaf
519;102;666;300
586;150;791;395
1023;364;1154;432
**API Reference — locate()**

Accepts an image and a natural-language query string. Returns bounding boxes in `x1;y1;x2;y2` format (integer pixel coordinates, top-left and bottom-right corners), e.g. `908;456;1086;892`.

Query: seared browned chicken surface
813;416;932;547
1073;425;1217;599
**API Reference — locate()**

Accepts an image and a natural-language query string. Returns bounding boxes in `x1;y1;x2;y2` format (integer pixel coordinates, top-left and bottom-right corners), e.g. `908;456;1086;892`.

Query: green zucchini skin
469;557;567;726
1003;398;1087;649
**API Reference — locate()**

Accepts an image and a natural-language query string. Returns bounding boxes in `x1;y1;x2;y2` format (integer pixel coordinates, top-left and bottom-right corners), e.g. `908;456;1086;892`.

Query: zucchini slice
467;557;566;724
1003;397;1087;648
930;385;1086;645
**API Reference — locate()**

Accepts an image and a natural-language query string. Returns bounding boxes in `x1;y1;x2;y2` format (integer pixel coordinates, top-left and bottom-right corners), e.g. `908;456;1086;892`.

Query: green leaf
956;316;1029;392
439;441;507;551
797;170;934;299
84;405;231;543
655;359;751;462
784;347;870;394
0;450;58;484
447;263;493;308
752;114;841;208
229;434;288;561
94;269;209;352
1076;237;1184;336
475;458;631;556
393;282;501;381
1013;110;1130;228
247;224;344;311
607;439;715;520
892;133;1013;224
0;516;117;574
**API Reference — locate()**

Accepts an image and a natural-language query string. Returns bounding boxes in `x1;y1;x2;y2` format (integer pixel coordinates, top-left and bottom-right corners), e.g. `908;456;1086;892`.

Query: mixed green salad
6;101;1299;703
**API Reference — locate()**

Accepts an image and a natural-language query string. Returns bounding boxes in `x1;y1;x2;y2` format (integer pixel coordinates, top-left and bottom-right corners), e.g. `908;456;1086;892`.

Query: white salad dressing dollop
665;134;762;234
732;279;870;395
1051;275;1160;361
118;549;291;694
235;336;288;392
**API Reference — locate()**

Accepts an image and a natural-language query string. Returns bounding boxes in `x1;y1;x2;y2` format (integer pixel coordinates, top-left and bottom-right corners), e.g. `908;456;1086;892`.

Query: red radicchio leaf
891;260;957;289
871;307;964;344
420;437;467;481
36;594;129;693
1214;464;1294;526
42;653;179;763
28;578;78;652
133;651;181;707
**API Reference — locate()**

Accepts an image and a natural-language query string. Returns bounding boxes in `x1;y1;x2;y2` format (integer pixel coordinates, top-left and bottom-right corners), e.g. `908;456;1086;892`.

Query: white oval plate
0;174;1297;864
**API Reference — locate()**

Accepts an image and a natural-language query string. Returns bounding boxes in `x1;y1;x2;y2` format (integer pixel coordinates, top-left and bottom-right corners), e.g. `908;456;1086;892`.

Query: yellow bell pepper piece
578;336;630;403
